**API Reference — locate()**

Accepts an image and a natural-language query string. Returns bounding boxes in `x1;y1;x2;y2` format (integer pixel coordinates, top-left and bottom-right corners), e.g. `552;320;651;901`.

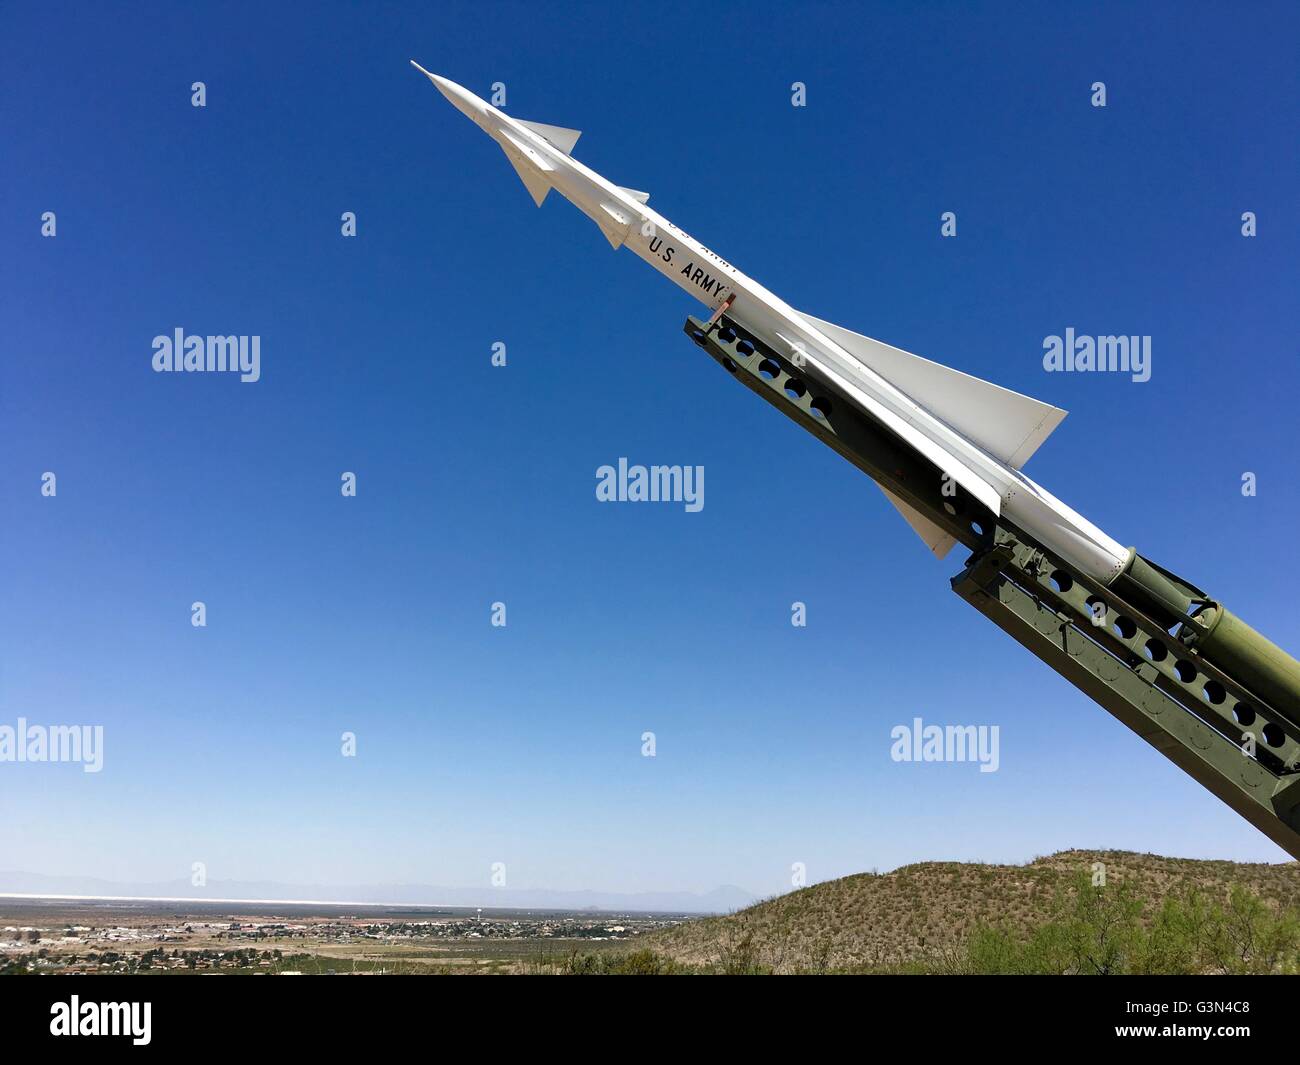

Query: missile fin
879;486;958;559
593;202;633;249
496;130;554;206
736;316;1002;514
801;312;1067;469
619;187;650;204
516;119;582;155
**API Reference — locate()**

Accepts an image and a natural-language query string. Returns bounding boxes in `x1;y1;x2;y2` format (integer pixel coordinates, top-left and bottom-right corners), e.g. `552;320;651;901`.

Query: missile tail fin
801;312;1067;469
879;486;958;558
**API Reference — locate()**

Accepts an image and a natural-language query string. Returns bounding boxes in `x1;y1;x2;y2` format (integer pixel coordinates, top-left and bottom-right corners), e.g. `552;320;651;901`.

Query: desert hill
628;850;1300;974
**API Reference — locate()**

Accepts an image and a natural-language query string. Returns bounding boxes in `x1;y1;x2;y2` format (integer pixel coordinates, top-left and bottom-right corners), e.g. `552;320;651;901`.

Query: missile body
412;64;1127;583
414;65;1300;854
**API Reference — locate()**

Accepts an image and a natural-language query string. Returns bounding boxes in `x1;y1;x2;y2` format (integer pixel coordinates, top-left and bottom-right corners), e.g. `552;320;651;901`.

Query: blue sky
2;0;1298;899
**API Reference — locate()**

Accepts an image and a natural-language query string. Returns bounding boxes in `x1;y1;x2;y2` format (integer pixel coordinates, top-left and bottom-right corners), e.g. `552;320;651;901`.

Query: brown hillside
647;850;1300;973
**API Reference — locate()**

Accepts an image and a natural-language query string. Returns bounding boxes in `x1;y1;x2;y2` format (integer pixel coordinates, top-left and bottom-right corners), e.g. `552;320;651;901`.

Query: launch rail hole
810;397;831;419
1143;639;1167;662
758;359;781;381
717;326;737;343
784;379;807;400
722;357;737;373
1173;660;1197;684
1201;681;1226;705
1049;571;1073;594
1263;723;1285;748
1234;703;1256;727
1085;596;1108;626
1112;616;1138;640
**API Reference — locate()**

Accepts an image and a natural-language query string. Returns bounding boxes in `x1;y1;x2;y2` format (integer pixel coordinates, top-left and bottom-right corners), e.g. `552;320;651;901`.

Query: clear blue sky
2;1;1298;899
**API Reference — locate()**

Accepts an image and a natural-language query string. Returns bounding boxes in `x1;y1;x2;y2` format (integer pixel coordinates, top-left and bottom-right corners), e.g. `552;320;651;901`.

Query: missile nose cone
410;62;485;122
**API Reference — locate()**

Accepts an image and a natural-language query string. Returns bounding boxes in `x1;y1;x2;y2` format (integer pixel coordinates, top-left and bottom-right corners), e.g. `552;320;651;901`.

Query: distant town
0;899;692;975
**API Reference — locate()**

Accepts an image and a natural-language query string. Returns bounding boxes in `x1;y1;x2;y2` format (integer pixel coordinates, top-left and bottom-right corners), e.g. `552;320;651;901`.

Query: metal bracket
953;526;1300;858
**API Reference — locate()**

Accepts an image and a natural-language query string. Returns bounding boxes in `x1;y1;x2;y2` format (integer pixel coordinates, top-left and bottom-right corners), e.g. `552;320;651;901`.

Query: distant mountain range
0;871;755;915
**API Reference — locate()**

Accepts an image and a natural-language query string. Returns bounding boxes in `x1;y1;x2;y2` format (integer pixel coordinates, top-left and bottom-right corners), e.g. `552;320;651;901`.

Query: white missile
412;63;1131;584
